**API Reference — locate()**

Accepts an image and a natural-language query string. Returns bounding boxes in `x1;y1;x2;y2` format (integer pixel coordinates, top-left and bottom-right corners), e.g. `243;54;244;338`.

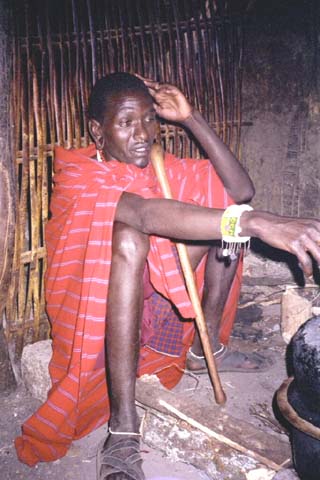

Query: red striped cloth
15;144;242;466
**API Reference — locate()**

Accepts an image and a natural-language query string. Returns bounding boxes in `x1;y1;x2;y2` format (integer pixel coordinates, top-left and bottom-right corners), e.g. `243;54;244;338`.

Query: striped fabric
15;144;242;466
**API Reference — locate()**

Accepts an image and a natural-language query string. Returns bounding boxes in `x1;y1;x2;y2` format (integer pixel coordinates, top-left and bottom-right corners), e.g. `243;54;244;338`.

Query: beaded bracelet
220;204;253;257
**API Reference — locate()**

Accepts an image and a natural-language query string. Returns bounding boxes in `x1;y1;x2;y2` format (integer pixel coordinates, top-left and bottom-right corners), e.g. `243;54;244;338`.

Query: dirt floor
1;386;211;480
0;301;300;480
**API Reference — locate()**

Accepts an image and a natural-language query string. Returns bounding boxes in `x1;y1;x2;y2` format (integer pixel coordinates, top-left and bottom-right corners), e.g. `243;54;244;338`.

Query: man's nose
133;122;148;141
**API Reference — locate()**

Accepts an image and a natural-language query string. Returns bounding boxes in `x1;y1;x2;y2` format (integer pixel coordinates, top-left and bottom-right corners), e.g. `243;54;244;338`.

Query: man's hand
137;75;193;123
242;211;320;277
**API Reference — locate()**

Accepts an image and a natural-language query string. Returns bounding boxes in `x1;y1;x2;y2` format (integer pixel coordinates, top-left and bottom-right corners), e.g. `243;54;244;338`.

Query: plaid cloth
144;291;186;356
143;247;189;357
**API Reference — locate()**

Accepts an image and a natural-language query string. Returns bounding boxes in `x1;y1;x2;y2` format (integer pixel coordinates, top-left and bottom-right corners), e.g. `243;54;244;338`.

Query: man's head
88;72;157;168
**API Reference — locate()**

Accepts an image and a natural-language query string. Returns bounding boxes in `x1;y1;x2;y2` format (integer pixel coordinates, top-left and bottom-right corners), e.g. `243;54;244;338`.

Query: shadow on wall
251;238;320;287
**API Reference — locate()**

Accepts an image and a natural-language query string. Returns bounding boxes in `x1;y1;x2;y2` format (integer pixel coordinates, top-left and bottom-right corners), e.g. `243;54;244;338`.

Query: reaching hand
137;75;193;123
246;211;320;277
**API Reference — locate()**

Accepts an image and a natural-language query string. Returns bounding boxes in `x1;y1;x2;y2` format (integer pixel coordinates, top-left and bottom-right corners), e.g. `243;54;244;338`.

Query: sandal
97;430;145;480
186;343;273;374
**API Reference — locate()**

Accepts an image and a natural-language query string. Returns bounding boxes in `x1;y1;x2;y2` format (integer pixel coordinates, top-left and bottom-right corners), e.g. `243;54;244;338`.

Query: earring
97;149;105;163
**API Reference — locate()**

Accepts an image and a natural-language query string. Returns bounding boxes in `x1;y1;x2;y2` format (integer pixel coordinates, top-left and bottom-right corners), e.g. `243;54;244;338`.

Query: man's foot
186;344;273;373
97;431;145;480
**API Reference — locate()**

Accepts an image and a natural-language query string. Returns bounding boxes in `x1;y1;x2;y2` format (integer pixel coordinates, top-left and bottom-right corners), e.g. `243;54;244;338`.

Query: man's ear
88;119;104;149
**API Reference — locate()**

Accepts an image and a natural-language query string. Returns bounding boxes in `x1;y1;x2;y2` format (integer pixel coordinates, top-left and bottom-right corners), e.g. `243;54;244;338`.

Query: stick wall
6;0;244;359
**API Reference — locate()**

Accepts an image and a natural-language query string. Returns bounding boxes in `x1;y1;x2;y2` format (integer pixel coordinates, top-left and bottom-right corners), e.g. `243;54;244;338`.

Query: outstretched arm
140;76;255;203
115;192;320;277
240;210;320;276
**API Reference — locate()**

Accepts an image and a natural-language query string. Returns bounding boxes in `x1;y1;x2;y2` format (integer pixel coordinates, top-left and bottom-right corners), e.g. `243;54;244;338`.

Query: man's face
100;91;157;168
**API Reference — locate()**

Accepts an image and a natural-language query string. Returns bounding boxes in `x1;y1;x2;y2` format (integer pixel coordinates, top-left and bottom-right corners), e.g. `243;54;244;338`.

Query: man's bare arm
116;192;320;277
140;76;255;203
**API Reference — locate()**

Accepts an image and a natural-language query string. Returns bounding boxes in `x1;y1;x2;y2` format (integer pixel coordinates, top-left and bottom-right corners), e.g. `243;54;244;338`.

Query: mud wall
241;6;320;219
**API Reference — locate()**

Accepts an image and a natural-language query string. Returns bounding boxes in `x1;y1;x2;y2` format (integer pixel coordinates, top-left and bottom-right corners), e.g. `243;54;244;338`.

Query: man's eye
145;115;156;123
119;119;132;127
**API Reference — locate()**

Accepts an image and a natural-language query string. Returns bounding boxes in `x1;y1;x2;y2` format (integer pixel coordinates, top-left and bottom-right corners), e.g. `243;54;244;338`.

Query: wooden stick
159;399;283;471
150;143;226;405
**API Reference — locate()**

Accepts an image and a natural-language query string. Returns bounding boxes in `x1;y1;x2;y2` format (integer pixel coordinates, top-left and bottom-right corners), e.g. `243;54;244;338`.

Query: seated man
15;73;320;480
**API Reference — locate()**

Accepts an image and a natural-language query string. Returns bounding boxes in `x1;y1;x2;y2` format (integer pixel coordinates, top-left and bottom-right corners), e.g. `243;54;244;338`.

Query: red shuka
15;145;242;466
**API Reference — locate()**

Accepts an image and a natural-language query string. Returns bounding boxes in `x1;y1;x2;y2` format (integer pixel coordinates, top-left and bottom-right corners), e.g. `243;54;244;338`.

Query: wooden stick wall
6;0;244;358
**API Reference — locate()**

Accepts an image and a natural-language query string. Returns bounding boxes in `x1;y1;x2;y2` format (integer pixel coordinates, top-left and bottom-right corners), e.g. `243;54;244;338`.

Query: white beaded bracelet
220;204;253;257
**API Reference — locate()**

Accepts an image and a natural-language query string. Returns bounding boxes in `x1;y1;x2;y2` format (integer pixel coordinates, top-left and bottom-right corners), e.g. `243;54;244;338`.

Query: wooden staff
150;143;226;405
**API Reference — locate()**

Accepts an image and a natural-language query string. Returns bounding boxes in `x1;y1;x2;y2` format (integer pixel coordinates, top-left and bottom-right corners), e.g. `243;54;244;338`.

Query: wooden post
0;0;16;392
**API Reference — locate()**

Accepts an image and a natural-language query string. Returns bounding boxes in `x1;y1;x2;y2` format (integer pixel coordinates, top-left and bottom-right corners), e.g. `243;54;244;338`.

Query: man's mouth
131;144;150;154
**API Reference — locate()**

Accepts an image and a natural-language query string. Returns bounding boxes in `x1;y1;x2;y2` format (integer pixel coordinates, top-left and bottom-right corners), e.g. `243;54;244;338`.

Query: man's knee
112;221;150;264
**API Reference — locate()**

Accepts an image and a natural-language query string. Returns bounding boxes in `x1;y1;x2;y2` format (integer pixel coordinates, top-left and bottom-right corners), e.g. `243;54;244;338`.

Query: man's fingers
135;73;152;83
146;87;157;98
135;73;160;90
300;225;320;264
291;232;320;276
303;237;320;267
294;250;313;276
141;77;177;94
309;225;320;250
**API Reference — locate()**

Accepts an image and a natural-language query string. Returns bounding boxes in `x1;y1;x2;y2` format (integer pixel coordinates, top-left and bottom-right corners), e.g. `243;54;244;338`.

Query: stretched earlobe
88;119;105;150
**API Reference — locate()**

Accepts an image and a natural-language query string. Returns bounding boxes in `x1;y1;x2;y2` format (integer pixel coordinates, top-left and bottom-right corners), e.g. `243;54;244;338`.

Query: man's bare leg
187;244;267;371
190;244;238;356
100;221;149;480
